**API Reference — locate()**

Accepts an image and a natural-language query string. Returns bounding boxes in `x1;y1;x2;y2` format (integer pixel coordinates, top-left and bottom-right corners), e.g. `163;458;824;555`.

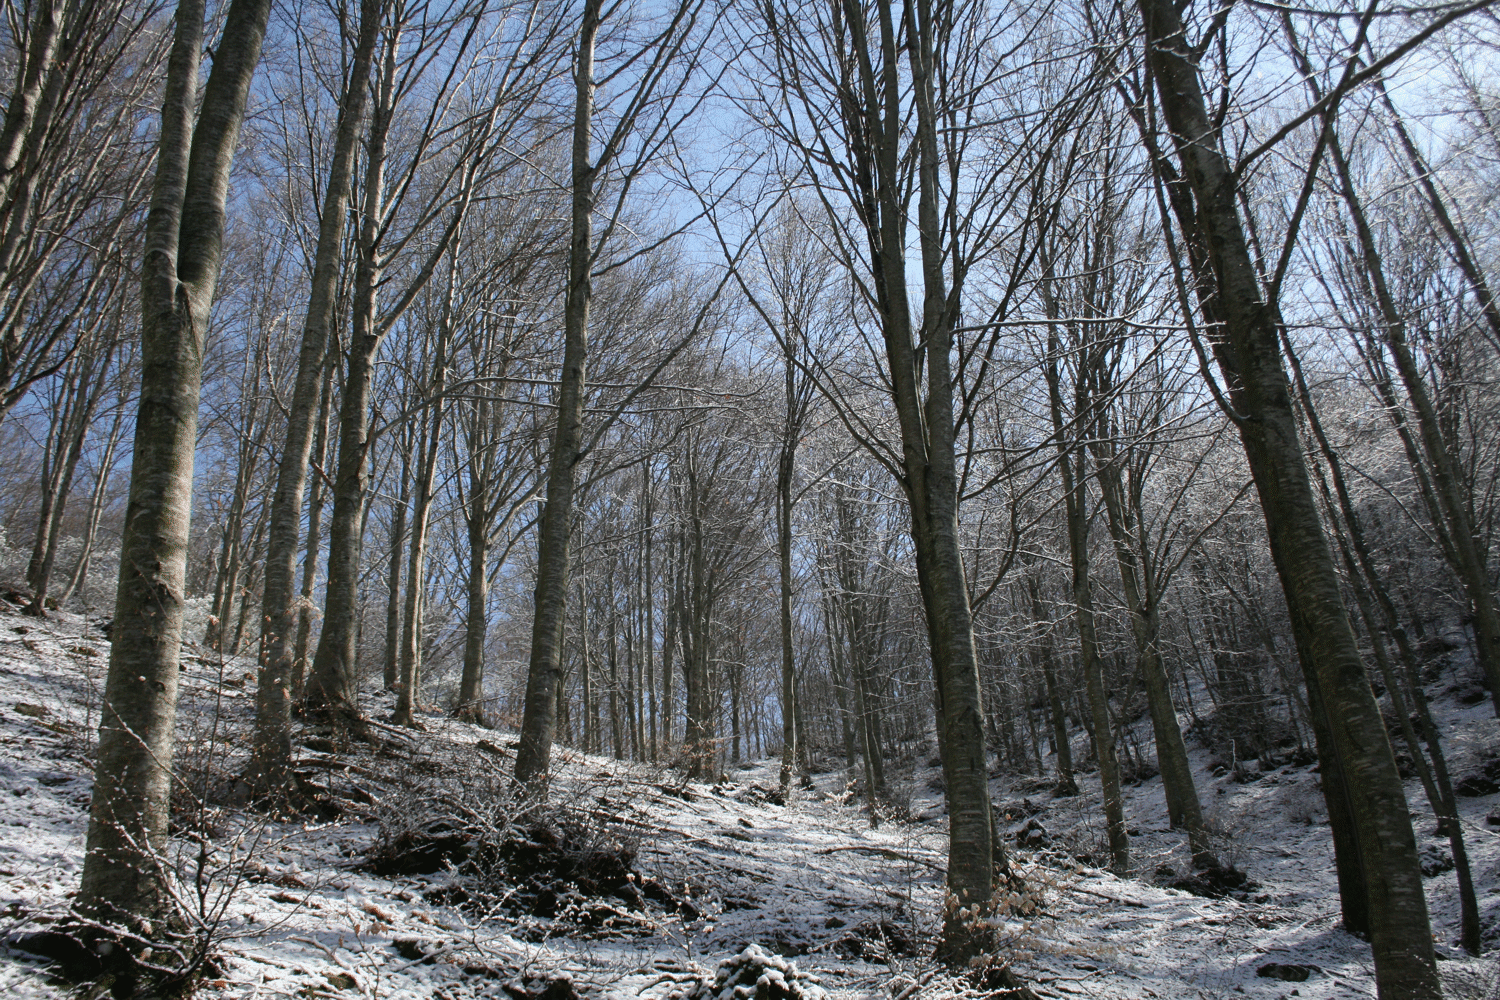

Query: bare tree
71;0;270;985
1129;0;1443;991
512;0;719;786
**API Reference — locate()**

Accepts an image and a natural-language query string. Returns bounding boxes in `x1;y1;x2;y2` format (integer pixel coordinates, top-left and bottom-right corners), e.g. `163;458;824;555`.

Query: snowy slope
0;601;1496;998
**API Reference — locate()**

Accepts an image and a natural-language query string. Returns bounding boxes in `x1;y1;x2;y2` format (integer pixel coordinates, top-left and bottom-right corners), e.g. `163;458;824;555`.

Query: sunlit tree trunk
253;0;378;778
77;0;268;974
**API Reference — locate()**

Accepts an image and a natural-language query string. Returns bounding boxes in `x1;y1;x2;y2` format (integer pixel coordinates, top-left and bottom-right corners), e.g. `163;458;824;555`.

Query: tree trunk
77;0;268;975
31;343;114;613
777;365;799;796
59;401;125;605
456;461;490;724
393;256;456;727
383;426;412;690
1029;578;1077;796
251;0;377;788
513;0;600;788
1094;452;1214;867
1137;0;1438;991
305;25;400;723
292;352;337;698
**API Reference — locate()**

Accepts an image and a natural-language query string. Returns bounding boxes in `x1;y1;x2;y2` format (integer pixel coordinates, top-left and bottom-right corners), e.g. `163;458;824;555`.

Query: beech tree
1129;0;1448;991
72;0;270;986
512;0;718;787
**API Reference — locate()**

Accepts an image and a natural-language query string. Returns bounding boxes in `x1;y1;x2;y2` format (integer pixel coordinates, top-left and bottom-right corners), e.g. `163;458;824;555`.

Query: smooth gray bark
512;0;601;787
77;0;269;971
253;0;378;777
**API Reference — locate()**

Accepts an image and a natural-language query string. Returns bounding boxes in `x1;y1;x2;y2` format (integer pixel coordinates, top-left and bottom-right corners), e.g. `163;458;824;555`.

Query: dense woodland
4;0;1500;995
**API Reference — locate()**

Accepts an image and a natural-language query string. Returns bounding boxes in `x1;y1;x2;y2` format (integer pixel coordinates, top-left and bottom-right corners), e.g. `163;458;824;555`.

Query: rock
1454;774;1499;797
1419;843;1455;877
392;937;446;964
1256;963;1315;982
1486;809;1500;827
14;703;49;718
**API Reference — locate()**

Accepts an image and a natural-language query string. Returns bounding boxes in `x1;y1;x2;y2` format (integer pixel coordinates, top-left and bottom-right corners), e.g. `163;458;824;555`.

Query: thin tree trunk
32;343;114;612
305;27;400;722
455;432;490;723
513;0;601;788
1094;451;1214;867
383;428;411;690
1029;578;1077;795
60;402;125;605
393;255;456;727
253;0;377;785
777;363;799;796
292;351;337;698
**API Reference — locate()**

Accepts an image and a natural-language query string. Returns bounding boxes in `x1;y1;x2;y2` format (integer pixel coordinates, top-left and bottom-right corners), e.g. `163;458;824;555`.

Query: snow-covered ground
0;602;1498;998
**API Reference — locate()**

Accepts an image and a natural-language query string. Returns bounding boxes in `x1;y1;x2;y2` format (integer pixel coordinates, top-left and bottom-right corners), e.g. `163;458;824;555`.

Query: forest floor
0;603;1499;998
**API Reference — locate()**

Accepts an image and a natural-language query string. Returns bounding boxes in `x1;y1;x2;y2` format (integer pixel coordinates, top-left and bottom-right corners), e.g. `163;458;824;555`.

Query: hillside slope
0;603;1497;998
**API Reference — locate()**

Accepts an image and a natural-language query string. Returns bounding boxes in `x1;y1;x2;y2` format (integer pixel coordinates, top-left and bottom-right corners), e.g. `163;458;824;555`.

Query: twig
1063;886;1148;908
815;845;946;873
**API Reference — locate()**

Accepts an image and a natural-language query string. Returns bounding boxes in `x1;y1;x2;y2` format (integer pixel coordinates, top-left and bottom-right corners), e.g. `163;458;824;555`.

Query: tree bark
513;0;601;788
1137;0;1438;992
77;0;268;971
253;0;378;784
393;255;457;727
305;25;400;722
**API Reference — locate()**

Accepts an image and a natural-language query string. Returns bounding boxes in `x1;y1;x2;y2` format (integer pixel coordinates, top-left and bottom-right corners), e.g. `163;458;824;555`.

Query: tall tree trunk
383;426;412;690
835;0;999;955
1093;451;1214;867
393;256;456;727
644;463;658;760
513;0;600;788
252;0;377;786
1137;1;1438;992
76;0;268;976
776;407;799;797
1050;392;1129;874
455;441;490;724
305;27;400;723
292;352;338;698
